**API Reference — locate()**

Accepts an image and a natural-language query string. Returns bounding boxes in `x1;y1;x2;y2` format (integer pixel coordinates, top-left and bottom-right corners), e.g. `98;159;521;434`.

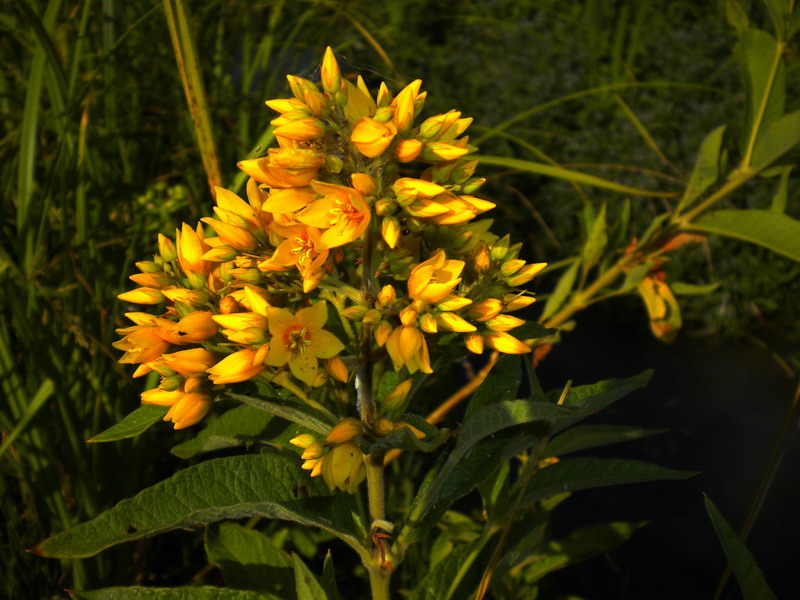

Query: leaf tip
26;544;44;556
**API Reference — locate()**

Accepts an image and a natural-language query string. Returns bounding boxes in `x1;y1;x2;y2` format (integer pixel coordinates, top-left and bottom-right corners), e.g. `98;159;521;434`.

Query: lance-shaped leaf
293;553;328;600
228;392;333;436
67;588;269;599
88;405;169;443
705;495;777;600
671;281;722;296
541;260;579;320
544;424;666;457
466;355;521;417
172;405;283;459
409;536;491;600
581;203;607;275
542;370;652;413
688;209;800;262
205;522;294;598
677;125;726;214
521;457;697;506
33;454;363;559
751;110;800;170
515;521;645;584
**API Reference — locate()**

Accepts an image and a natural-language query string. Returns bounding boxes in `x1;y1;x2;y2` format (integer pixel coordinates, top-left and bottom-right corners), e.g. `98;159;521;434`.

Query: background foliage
2;0;798;598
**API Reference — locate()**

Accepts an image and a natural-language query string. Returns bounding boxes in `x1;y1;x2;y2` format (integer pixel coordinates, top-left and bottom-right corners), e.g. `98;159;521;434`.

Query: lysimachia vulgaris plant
35;48;699;599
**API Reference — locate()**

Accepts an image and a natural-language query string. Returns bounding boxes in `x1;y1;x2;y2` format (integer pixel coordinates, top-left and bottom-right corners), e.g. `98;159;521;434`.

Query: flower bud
374;418;396;437
384;378;412;410
484;331;531;354
437;312;477;332
135;260;160;273
486;314;526;332
321;46;343;96
394;138;423;163
325;356;349;383
290;434;317;449
399;306;417;326
219;295;240;314
321;442;365;493
490;235;511;261
467;299;503;322
159;374;184;392
500;259;525;277
503;294;537;312
118;287;165;305
382;217;400;248
373;105;396;123
158;234;178;262
362;309;382;325
301;441;326;460
473;243;491;273
464;332;485;354
326;417;364;444
506;262;547;286
351;117;397;158
376;82;392;107
419;313;438;333
377;285;396;307
437;295;472;311
374;320;393;347
351;173;377;197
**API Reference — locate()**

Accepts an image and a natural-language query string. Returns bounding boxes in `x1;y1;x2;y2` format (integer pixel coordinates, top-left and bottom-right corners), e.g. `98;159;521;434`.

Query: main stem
356;217;391;599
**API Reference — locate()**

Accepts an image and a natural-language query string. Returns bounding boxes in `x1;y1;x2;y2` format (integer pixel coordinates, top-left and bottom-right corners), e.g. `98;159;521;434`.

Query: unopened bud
486;314;526;332
158;234;177;262
377;285;396;307
340;305;369;320
326;417;364;444
503;294;537;312
373;105;396;124
490;235;511;261
474;243;491;273
500;259;525;276
290;433;317;449
186;270;208;290
506;262;547;286
374;320;393;346
135;260;160;273
301;441;325;460
382;217;400;248
325;356;349;383
468;299;503;322
219;295;239;314
384;378;412;410
159;374;183;391
464;332;485;354
362;309;382;325
399;306;417;326
419;313;438;333
374;418;396;437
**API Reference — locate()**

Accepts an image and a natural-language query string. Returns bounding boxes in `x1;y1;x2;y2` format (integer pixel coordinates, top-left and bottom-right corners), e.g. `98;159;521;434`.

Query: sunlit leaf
677;125;726;214
688;209;800;262
87;404;168;444
34;454;362;558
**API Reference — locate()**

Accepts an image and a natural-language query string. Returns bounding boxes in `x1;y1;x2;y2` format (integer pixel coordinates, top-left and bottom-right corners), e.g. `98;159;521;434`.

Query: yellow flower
321;442;365;493
394;138;423;163
505;262;547;286
351;117;397;158
297;181;371;249
176;222;211;275
392;79;422;134
265;301;345;386
326;417;364;444
117;287;165;305
385;325;433;374
321;46;344;96
483;332;531;354
407;250;464;304
162;348;219;376
261;225;329;292
207;348;266;384
163;391;212;430
238;148;323;188
384;378;412;409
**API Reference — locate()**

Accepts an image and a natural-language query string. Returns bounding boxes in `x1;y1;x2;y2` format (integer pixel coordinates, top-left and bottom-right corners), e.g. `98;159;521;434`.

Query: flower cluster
116;47;545;489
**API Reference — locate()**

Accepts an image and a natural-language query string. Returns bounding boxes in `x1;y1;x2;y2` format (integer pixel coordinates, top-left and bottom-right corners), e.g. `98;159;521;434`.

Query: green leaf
67;587;269;600
726;0;749;37
171;405;275;459
408;537;490;600
751;110;800;169
292;553;328;600
677;125;726;214
545;424;666;457
670;281;722;296
688;209;800;262
364;413;449;454
320;551;341;600
228;392;333;436
543;370;653;414
620;262;652;293
734;29;785;154
705;496;777;600
541;260;579;320
204;522;294;599
87;404;168;444
581;203;607;274
466;354;521;417
476;155;678;198
761;0;787;37
768;165;792;212
34;454;363;559
522;457;697;505
518;522;645;584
